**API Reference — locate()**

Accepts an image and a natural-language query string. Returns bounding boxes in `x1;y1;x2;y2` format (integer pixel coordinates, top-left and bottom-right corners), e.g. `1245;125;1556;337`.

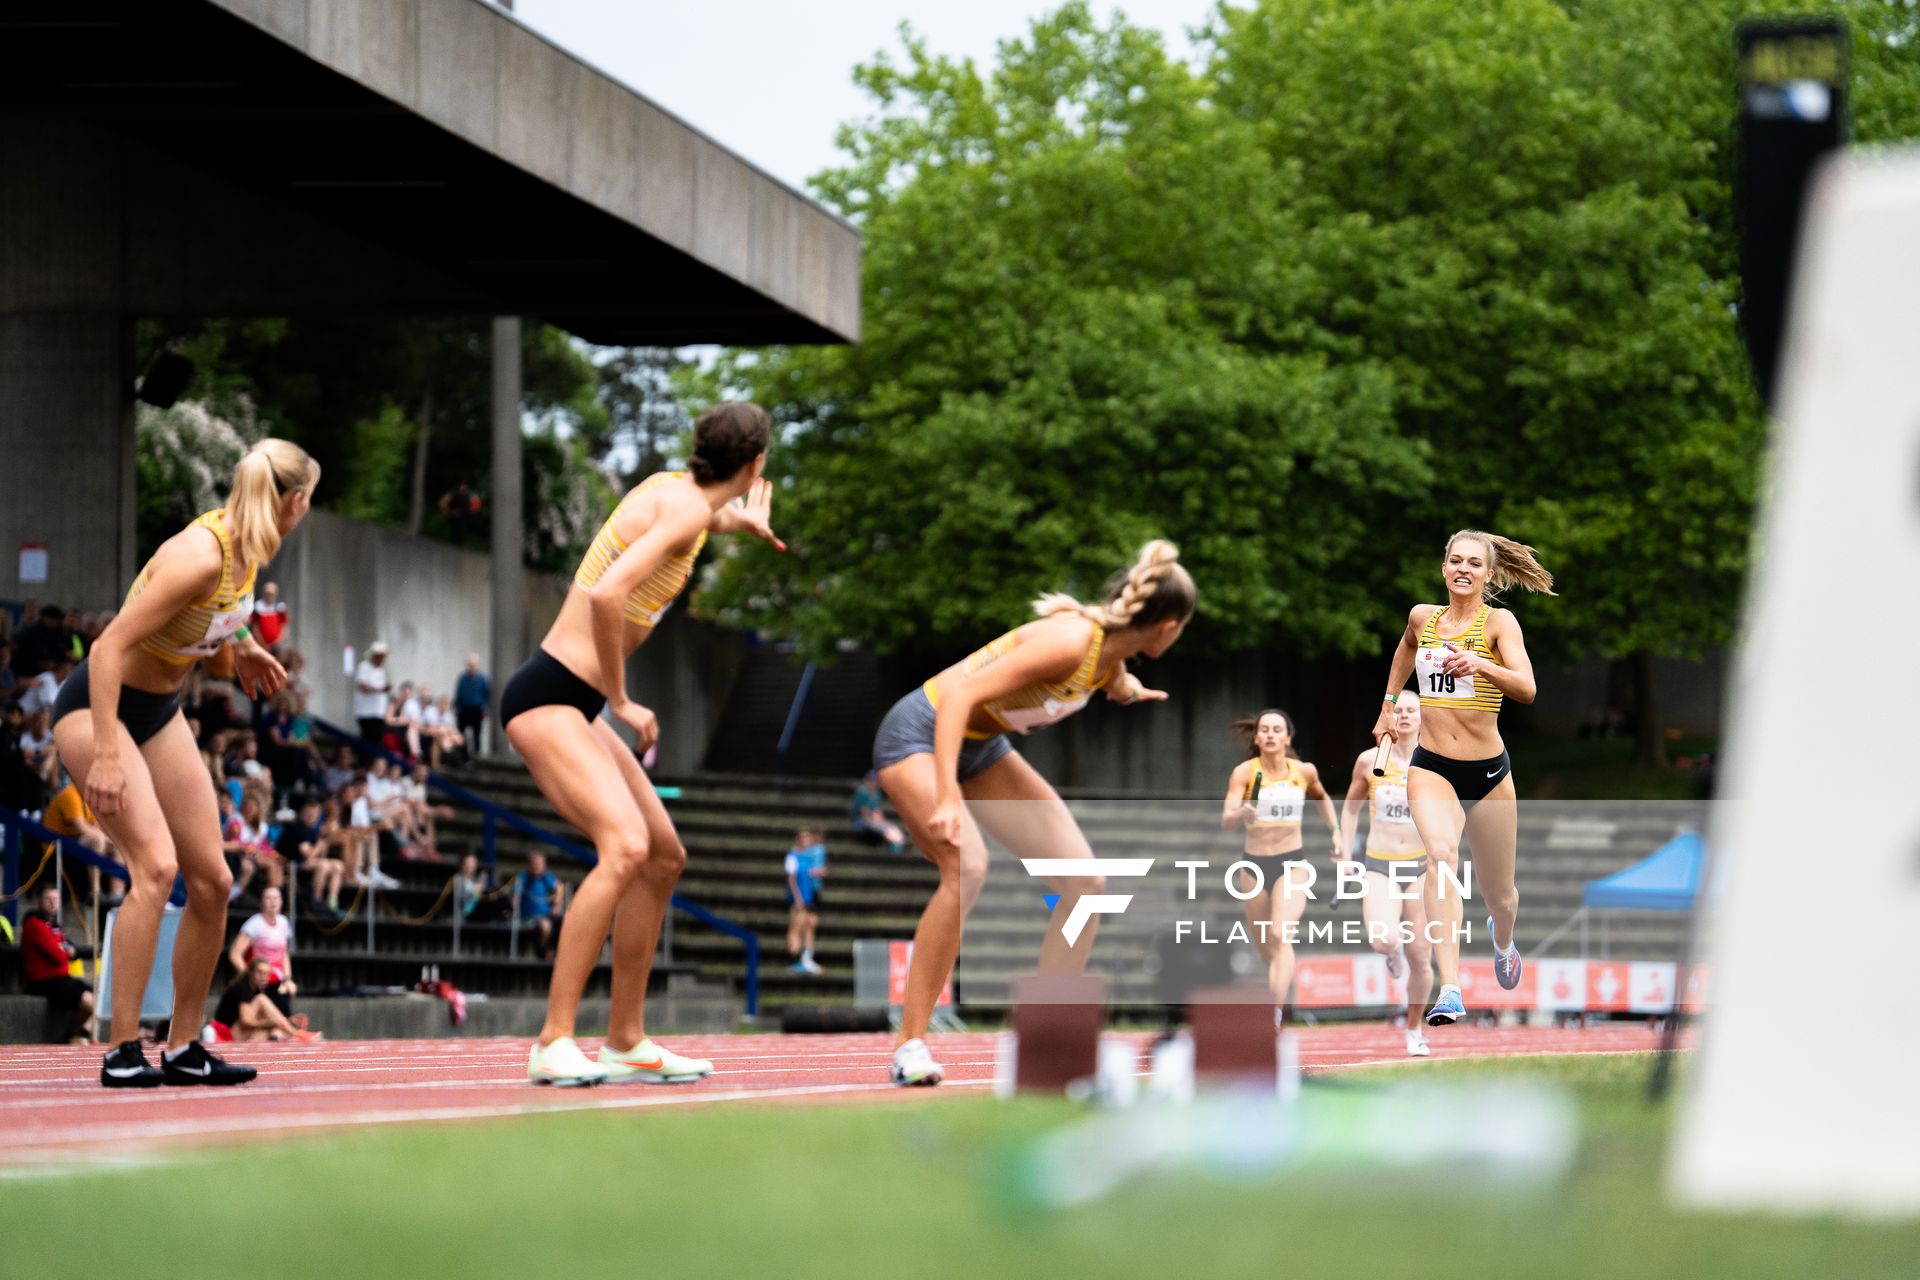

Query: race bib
183;593;253;657
1373;783;1412;826
1254;782;1304;825
998;693;1089;734
1414;645;1475;701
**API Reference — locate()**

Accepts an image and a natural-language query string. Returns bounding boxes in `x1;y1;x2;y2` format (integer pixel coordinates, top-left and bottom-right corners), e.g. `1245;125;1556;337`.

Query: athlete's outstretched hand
1107;671;1168;705
730;479;786;551
611;699;660;752
1370;704;1396;748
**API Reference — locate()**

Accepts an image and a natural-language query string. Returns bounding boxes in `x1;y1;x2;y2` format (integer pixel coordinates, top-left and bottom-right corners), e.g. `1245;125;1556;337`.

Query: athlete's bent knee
596;833;652;879
129;856;180;899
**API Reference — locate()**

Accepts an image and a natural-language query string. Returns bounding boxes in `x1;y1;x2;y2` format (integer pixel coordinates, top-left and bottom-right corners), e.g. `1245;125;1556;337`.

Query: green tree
698;5;1419;660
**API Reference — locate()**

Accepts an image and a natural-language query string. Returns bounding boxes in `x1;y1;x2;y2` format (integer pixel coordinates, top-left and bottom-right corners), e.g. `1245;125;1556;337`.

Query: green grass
3;1054;1915;1278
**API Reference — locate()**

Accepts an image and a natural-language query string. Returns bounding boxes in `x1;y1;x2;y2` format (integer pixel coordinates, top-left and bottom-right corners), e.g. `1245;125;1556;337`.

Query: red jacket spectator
251;581;289;649
22;909;74;984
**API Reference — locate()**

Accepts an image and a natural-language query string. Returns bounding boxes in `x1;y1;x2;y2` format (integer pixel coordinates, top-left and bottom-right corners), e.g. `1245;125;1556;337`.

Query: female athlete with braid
1370;530;1554;1027
874;541;1195;1086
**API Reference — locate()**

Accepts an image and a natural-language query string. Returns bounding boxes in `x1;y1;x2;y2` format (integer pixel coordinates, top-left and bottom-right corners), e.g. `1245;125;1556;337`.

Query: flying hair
1230;707;1299;760
1446;529;1556;601
1032;539;1195;631
227;439;320;572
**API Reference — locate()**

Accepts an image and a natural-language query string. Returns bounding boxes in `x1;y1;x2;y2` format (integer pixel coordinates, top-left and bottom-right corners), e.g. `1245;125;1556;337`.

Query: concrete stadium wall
271;510;741;774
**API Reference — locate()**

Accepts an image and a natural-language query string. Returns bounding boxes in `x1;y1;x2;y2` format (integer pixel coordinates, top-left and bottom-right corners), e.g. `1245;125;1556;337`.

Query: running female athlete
507;403;783;1086
1219;709;1339;1016
1370;530;1553;1026
1339;693;1433;1055
874;540;1194;1086
55;440;319;1088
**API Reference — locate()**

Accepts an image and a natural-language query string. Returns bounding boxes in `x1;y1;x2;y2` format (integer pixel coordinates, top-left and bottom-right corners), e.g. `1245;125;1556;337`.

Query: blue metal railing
1;808;178;929
310;716;759;1016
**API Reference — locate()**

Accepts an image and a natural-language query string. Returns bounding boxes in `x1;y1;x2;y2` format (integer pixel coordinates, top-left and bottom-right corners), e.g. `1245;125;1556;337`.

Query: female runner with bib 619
1369;530;1553;1026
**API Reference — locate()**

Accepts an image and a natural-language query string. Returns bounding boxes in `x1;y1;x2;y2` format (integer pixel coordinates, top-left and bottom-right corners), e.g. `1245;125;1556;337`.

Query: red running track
0;1023;1680;1169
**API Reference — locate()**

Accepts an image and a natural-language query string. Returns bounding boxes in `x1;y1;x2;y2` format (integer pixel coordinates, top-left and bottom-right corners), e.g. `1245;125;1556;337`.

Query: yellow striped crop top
926;623;1111;738
124;510;256;666
1413;604;1504;714
1246;757;1307;828
573;472;709;627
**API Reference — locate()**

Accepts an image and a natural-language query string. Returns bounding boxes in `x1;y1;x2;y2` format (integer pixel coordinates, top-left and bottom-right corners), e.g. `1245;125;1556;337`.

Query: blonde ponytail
227;439;320;571
1032;539;1196;630
1447;529;1556;600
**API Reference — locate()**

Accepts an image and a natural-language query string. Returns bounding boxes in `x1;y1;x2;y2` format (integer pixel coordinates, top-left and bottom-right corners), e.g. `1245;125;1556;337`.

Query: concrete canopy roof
0;0;860;345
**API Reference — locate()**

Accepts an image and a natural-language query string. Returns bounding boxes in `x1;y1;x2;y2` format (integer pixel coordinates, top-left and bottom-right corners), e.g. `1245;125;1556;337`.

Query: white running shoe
596;1038;713;1084
890;1037;943;1086
801;956;825;976
528;1036;606;1087
371;869;402;890
1406;1030;1431;1058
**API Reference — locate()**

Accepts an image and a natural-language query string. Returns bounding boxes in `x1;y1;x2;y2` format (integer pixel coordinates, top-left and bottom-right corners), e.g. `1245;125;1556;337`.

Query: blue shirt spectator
513;852;565;960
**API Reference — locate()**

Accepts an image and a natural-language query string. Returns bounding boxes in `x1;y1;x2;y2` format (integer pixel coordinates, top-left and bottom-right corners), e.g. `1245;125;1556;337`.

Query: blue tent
1581;831;1705;911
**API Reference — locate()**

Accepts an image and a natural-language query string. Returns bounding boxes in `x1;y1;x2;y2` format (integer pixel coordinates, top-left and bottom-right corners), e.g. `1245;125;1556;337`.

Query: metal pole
366;875;376;956
509;882;520;960
451;878;463;958
489;316;524;762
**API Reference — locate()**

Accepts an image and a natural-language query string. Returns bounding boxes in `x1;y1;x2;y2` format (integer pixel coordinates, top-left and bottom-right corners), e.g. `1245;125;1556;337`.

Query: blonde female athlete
1370;530;1553;1026
1339;693;1433;1056
510;403;783;1086
875;540;1195;1086
1219;709;1339;1017
54;440;319;1088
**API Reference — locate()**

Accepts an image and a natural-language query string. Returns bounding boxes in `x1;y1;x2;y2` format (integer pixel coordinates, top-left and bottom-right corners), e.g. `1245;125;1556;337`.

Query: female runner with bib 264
874;541;1195;1087
1370;530;1553;1026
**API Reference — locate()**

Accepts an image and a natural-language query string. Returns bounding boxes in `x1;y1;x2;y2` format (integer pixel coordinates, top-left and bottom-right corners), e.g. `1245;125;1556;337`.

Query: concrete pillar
488;316;525;749
0;116;135;611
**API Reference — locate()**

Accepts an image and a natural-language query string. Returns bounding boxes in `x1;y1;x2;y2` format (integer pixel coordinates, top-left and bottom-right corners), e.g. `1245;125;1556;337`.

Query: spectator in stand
322;743;357;796
212;958;317;1043
17;655;72;719
221;791;282;905
275;795;342;917
387;681;423;761
513;852;566;960
849;770;907;853
259;692;319;794
227;886;296;994
438;481;483;545
249;581;289;654
784;827;827;975
281;647;313;707
0;641;17;705
340;775;399;890
21;885;94;1043
80;610;110;657
0;703;47;812
419;692;467;769
398;762;454;859
453;653;490;759
456;851;504;922
10;604;67;679
223;734;275;812
20;707;58;786
353;641;392;744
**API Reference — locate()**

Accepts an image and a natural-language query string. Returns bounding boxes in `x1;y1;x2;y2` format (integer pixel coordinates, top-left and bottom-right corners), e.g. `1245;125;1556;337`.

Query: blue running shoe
1489;916;1524;990
1425;986;1466;1026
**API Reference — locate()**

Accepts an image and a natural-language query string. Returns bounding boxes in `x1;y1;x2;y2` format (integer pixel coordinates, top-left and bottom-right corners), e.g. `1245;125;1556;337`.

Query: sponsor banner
1586;960;1632;1013
1679;965;1711;1014
1629;961;1678;1014
1535;959;1589;1013
1351;953;1395;1007
1293;956;1356;1007
886;940;954;1008
1458;957;1536;1010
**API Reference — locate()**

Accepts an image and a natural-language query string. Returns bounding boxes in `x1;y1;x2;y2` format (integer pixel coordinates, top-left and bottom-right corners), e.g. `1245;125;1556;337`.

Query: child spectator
513;852;566;960
456;852;504;922
21;885;93;1043
784;827;827;975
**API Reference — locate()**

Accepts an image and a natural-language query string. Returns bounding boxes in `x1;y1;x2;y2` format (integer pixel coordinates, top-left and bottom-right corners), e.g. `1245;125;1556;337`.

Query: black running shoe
160;1042;257;1087
100;1040;163;1089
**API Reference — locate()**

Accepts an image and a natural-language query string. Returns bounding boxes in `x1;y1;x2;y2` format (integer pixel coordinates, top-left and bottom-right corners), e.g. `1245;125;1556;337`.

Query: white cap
369;640;389;656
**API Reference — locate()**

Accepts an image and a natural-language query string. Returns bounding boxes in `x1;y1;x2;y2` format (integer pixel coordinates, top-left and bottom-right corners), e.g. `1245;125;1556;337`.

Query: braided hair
1031;539;1196;631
